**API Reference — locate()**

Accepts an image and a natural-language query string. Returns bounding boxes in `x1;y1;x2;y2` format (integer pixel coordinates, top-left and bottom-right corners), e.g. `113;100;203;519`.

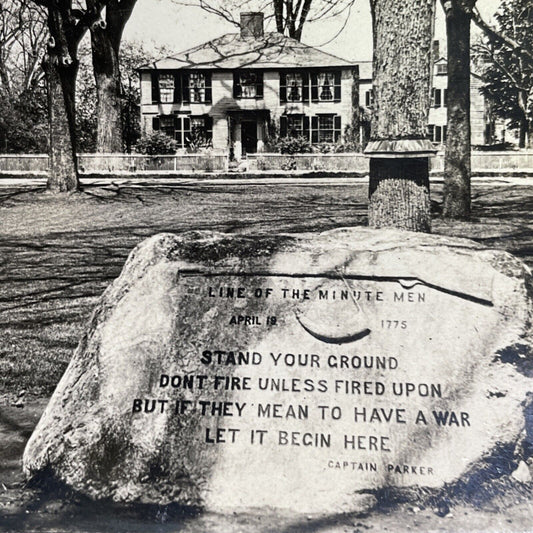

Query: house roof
139;32;356;71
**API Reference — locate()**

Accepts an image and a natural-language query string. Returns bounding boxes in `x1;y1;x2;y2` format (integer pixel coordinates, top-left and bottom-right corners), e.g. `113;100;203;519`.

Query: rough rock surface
23;229;533;514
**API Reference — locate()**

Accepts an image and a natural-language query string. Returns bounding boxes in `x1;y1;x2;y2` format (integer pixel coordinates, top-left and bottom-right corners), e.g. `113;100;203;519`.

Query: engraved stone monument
23;229;533;514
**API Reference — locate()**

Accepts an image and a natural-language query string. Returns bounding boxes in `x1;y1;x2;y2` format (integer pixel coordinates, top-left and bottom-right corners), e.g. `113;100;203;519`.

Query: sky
122;0;503;63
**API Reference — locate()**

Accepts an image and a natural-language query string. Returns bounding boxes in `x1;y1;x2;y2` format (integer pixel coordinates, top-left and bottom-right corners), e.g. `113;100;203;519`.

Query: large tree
367;0;435;232
440;0;476;220
473;0;533;148
31;0;107;192
90;0;136;153
0;0;48;152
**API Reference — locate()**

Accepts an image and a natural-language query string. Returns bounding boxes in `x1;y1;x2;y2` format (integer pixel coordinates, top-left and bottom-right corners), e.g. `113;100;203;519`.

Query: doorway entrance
241;121;257;155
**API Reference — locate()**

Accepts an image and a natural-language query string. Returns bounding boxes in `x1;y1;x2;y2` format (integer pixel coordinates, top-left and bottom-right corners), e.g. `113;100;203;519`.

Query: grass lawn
1;180;533;532
1;181;532;399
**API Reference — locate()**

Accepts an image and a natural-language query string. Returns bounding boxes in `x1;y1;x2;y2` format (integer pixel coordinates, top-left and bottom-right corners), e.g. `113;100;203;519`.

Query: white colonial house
139;12;358;159
357;41;494;148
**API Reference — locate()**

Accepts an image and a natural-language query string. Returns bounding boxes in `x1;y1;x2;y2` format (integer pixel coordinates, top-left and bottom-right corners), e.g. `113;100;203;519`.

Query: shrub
134;132;177;155
267;134;312;154
185;127;212;153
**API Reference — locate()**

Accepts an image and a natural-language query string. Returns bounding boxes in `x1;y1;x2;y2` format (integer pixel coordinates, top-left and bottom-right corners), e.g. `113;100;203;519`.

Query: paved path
2;175;533;187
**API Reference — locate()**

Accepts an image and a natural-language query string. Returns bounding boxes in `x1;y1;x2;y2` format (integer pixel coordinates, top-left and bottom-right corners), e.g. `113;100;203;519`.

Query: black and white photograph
1;0;533;531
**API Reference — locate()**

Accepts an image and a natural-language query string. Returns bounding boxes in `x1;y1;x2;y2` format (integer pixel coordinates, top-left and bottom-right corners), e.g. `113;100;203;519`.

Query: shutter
366;91;370;107
431;88;435;107
152;116;160;131
233;72;241;98
182;73;190;103
205;115;213;141
255;71;263;98
311;116;318;143
435;126;442;143
151;72;160;103
303;115;310;141
280;72;287;103
183;116;191;146
333;71;341;102
334;115;341;141
302;72;309;103
311;73;318;102
428;124;434;141
280;116;288;137
204;72;212;103
443;125;447;141
173;73;181;103
443;88;448;107
435;89;441;108
175;116;183;147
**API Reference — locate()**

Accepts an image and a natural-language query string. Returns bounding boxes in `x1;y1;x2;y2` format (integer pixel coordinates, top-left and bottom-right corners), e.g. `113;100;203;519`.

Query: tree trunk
91;27;123;152
367;0;435;232
442;1;473;219
90;0;136;153
45;55;80;192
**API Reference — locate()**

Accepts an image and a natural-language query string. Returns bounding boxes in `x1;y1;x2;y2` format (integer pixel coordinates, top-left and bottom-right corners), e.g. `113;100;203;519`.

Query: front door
241;121;257;155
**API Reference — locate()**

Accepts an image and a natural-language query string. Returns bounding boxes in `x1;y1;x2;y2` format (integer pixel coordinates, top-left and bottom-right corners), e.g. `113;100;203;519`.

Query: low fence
77;153;227;173
247;153;369;172
0;153;228;173
0;154;49;172
1;151;533;175
430;151;533;172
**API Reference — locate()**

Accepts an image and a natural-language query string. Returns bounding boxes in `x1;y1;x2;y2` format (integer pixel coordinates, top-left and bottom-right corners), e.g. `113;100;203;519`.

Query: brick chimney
240;12;264;39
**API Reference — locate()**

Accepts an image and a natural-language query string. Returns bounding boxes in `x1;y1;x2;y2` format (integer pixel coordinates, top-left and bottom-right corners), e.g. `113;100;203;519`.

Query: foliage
271;135;313;154
74;41;170;153
134;131;178;155
186;126;213;153
473;0;533;147
0;1;48;153
0;87;48;153
266;122;362;154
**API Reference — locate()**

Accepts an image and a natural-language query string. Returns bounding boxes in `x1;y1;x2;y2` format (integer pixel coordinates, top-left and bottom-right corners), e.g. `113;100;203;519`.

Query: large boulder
23;229;533;514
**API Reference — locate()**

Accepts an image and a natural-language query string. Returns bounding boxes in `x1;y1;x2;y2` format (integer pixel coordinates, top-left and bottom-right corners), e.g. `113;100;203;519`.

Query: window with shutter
443;88;448;108
436;63;448;75
160;115;175;137
234;70;263;99
286;115;304;137
310;71;342;102
310;114;340;144
186;72;212;103
187;116;213;146
158;74;175;103
285;73;304;102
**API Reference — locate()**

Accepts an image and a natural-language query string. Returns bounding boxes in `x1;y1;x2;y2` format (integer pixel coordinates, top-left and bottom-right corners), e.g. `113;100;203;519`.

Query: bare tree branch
471;5;533;66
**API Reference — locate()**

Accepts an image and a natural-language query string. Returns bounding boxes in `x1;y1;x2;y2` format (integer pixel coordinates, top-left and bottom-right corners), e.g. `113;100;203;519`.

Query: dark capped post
366;0;437;232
